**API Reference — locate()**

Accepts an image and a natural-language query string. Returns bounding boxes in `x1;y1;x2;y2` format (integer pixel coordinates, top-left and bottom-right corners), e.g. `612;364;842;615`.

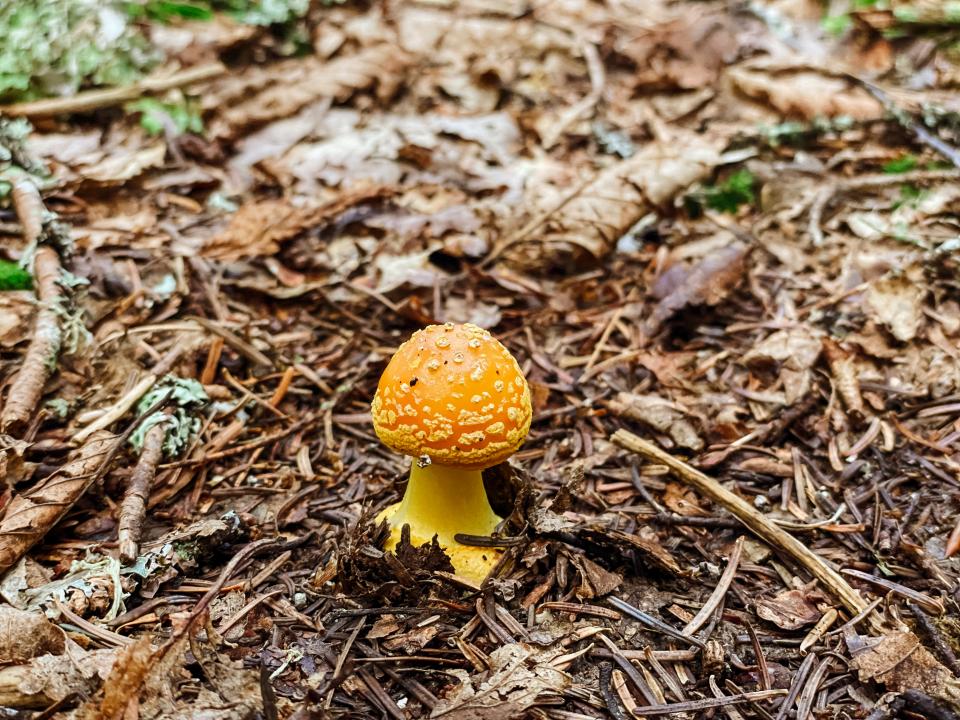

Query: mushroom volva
371;322;532;583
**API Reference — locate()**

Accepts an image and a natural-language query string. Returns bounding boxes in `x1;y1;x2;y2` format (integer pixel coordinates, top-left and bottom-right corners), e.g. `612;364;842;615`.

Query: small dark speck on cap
410;378;418;386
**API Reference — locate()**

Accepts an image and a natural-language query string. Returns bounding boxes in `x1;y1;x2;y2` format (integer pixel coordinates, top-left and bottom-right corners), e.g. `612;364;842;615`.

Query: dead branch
0;63;225;118
0;180;63;435
0;432;117;574
611;429;877;626
118;422;167;563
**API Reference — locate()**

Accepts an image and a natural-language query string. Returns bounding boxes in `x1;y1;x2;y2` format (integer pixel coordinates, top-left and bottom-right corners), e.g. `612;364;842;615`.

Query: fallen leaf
608;392;703;450
730;65;883;120
0;292;34;348
0;606;64;662
431;642;571;719
847;630;960;705
866;271;925;342
570;554;622;599
506;130;725;271
756;587;824;630
645;242;748;335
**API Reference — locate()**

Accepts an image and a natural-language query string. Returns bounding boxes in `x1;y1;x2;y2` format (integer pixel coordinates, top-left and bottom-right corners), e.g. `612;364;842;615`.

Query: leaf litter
1;0;960;718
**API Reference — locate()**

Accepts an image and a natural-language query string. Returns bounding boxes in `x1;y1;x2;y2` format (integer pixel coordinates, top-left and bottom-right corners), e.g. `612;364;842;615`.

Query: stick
0;180;63;435
118;422;167;563
0;63;226;118
611;430;880;630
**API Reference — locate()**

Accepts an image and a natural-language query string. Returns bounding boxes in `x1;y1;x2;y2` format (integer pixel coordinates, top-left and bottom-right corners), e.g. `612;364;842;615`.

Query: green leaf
0;259;32;290
822;14;852;36
143;1;214;21
127;97;204;137
703;169;757;214
882;155;918;173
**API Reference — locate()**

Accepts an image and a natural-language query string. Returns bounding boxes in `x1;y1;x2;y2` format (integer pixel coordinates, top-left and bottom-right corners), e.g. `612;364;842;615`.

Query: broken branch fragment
611;429;874;623
0;179;64;435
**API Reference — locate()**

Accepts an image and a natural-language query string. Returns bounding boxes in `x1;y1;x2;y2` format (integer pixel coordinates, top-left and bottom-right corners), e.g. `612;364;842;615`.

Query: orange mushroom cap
372;323;532;470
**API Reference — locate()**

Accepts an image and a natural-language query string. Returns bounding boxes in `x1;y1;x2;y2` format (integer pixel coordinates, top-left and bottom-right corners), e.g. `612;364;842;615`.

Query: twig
118;422;168;563
774;653;816;720
1;180;63;435
907;603;960;677
1;63;226;118
608;596;706;649
0;391;169;573
841;568;944;614
807;169;960;246
682;536;744;637
633;689;786;716
855;78;960;169
611;430;879;630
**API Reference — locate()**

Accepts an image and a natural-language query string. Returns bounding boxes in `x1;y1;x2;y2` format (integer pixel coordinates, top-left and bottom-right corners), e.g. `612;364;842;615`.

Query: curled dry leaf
504;131;725;271
609;392;703;451
742;327;823;405
570;553;622;599
208;45;413;141
730;65;883;121
0;606;64;663
201;186;390;261
822;338;865;417
866;270;925;342
847;630;960;705
645;241;748;335
0;646;117;709
431;642;571;719
755;587;825;630
619;8;740;90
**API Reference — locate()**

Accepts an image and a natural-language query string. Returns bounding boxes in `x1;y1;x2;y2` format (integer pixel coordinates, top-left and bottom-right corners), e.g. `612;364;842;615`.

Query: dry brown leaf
866;270;925;342
504;131;725;271
742;327;823;404
431;642;571;719
570;554;622;599
730;66;883;120
0;606;64;662
201;186;390;261
208;45;412;140
756;587;824;630
822;338;865;416
847;630;960;705
0;292;34;348
0;646;116;709
619;8;739;89
608;392;703;450
79;143;167;184
645;241;748;335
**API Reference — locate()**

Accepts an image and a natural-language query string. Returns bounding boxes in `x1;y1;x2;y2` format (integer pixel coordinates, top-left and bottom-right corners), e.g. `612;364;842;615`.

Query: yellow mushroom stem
377;459;503;584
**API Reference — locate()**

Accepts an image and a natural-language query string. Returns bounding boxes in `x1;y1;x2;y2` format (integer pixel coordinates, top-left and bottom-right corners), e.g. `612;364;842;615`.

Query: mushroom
371;322;532;583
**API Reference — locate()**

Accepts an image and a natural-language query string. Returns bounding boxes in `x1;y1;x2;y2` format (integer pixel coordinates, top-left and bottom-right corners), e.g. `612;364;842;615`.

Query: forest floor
2;0;960;718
